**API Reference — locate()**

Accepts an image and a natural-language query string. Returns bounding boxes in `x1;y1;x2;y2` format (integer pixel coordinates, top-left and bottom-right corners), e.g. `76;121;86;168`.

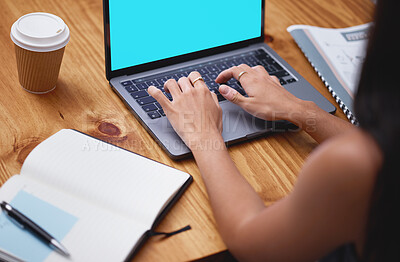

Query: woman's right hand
216;64;303;121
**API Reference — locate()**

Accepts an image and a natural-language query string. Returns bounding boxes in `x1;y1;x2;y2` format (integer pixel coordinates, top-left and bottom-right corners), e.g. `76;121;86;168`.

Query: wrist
188;133;226;154
284;99;319;127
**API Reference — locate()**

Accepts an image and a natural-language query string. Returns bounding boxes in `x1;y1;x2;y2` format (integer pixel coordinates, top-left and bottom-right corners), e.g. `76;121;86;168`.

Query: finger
270;75;281;85
148;86;170;109
215;67;236;84
177;77;192;93
210;91;219;105
218;84;246;106
252;65;280;85
252;65;268;74
164;79;181;98
216;64;252;83
188;71;207;89
216;64;250;83
236;64;252;82
237;63;252;72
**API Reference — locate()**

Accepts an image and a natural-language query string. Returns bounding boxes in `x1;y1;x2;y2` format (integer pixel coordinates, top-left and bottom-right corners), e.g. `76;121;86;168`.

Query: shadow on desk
191;250;238;262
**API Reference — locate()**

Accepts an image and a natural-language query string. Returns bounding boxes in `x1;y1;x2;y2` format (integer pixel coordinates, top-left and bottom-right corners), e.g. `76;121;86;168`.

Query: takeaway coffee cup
10;12;70;94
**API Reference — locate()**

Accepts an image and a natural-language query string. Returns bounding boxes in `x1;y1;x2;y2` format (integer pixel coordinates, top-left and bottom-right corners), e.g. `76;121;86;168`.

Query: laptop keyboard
120;49;297;119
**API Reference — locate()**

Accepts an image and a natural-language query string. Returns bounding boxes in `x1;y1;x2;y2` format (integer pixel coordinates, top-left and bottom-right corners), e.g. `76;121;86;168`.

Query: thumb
219;85;246;105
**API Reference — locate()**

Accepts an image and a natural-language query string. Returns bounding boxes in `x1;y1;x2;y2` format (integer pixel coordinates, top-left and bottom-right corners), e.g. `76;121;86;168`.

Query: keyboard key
136;96;156;106
265;65;277;73
125;85;138;93
148;111;161;119
279;79;287;85
229;82;241;90
136;83;148;90
215;63;229;71
246;56;257;63
197;68;209;75
208;73;218;80
246;61;259;67
206;65;218;72
121;80;132;86
207;81;219;88
260;59;273;66
202;75;212;82
270;61;283;71
227;78;237;85
142;103;158;112
163;92;173;100
238;88;247;96
157;77;169;85
233;58;245;65
208;86;219;93
155;102;162;109
217;94;225;102
175;73;186;79
131;90;148;99
145;80;159;87
257;49;266;54
270;70;289;78
158;109;165;116
286;78;296;83
226;61;236;67
256;53;272;61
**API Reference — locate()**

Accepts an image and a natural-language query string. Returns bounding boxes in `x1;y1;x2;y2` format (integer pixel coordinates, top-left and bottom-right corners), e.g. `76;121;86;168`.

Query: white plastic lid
10;12;70;52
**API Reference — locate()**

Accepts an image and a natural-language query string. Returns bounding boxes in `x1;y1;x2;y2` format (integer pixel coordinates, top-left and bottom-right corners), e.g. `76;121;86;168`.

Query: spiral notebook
287;23;371;125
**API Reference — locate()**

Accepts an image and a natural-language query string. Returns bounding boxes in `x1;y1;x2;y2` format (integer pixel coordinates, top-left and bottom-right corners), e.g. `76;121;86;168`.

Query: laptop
103;0;336;159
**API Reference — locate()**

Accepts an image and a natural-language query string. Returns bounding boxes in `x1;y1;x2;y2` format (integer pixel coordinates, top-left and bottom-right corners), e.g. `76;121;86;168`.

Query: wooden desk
0;0;374;261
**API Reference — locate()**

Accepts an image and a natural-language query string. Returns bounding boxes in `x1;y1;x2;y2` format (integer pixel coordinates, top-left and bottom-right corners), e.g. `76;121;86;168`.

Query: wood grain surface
0;0;374;261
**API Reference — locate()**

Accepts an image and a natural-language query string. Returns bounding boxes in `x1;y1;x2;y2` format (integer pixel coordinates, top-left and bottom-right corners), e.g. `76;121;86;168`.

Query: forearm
287;100;355;143
191;137;265;243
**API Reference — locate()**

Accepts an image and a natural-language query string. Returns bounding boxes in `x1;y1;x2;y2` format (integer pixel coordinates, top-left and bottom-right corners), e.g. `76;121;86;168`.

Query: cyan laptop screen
109;0;262;71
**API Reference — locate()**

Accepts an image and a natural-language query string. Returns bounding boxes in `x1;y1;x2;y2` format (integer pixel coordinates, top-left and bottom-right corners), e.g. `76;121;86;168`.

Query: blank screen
109;0;262;71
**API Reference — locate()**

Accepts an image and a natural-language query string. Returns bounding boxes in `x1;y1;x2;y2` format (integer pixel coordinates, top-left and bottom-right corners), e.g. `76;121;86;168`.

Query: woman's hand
216;63;355;143
148;71;223;151
216;64;303;121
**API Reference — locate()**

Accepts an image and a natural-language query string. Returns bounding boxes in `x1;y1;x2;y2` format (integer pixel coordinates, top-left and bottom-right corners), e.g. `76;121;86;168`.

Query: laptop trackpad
221;102;271;141
221;102;293;142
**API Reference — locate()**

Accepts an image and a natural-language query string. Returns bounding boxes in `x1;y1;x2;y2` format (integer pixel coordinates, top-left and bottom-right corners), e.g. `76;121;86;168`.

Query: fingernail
219;85;235;100
148;86;156;94
219;85;229;95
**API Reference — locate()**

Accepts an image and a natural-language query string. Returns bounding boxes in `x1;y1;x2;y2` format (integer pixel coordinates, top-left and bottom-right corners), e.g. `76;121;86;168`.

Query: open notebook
0;129;192;262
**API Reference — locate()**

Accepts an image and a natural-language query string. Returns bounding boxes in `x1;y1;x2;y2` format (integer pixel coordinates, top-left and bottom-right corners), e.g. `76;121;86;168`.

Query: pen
0;201;70;257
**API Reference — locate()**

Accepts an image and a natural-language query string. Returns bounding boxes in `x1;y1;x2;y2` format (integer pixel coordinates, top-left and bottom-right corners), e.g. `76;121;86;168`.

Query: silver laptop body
103;0;335;159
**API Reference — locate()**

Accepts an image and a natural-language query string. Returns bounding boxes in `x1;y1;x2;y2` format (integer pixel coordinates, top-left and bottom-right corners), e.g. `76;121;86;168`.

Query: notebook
287;23;371;125
0;129;192;262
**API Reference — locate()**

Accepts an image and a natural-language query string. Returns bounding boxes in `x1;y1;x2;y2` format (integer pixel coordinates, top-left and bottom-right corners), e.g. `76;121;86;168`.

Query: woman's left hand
148;71;223;151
